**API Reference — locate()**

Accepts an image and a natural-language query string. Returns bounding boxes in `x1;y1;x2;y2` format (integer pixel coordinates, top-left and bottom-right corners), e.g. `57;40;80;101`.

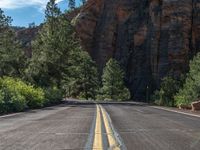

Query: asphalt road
103;104;200;150
0;102;200;150
0;103;96;150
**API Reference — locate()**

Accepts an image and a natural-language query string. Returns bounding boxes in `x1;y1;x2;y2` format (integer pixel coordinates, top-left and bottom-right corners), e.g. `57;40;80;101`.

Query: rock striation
75;0;200;100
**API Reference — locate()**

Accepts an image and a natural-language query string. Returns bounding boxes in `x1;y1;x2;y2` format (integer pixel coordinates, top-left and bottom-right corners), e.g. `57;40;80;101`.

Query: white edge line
151;106;200;118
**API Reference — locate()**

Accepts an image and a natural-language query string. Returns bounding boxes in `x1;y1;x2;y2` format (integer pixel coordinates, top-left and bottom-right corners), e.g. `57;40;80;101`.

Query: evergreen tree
46;0;61;15
175;53;200;106
0;8;26;77
81;0;86;5
68;0;76;10
27;0;76;87
99;59;130;101
27;0;99;100
66;49;99;100
152;76;183;106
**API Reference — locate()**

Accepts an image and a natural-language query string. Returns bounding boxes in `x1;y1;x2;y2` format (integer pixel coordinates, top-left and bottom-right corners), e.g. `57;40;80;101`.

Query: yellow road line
100;105;121;150
93;105;103;150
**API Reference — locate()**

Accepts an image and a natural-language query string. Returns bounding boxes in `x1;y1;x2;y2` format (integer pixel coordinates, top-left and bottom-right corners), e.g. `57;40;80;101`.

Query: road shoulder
151;105;200;118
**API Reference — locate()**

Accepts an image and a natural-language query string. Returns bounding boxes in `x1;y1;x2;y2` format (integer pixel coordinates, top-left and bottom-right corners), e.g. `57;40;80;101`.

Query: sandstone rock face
75;0;200;100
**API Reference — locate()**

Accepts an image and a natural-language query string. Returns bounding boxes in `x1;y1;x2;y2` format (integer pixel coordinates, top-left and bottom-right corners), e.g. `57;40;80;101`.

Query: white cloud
0;0;63;10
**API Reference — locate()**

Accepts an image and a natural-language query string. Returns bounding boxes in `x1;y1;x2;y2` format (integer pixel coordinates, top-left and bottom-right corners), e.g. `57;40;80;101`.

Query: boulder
191;101;200;111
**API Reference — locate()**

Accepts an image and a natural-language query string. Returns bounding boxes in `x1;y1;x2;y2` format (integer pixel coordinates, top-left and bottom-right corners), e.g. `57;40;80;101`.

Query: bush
0;85;26;113
118;88;131;101
175;53;200;106
44;87;63;105
0;77;45;113
174;95;190;106
0;77;65;114
175;79;199;106
152;76;183;107
16;83;45;109
152;90;164;106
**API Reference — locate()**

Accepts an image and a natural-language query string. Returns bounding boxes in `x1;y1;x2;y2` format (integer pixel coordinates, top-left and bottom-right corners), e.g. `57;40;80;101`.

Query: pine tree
45;0;61;20
68;0;76;10
99;59;130;101
0;8;26;77
81;0;86;5
27;0;76;87
66;49;99;100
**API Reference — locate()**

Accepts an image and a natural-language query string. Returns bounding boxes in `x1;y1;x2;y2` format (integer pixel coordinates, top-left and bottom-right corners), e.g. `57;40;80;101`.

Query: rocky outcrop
16;27;39;57
191;101;200;111
75;0;200;100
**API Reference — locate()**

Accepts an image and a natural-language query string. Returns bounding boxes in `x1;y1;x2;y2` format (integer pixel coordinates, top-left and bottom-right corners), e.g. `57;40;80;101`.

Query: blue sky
0;0;81;27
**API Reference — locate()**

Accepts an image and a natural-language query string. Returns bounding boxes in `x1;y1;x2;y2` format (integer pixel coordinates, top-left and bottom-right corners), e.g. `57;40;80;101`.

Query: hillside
15;0;200;100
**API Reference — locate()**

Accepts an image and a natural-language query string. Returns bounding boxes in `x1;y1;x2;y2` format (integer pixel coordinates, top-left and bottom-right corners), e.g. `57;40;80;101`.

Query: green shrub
0;77;64;114
175;80;199;106
7;92;26;112
44;87;63;105
118;88;131;101
152;76;183;107
174;95;190;106
0;77;45;113
175;53;200;106
152;90;164;106
0;87;26;113
16;83;45;109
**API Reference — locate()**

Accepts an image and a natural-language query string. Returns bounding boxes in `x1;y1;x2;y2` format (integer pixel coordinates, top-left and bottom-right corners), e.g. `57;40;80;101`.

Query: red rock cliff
75;0;200;100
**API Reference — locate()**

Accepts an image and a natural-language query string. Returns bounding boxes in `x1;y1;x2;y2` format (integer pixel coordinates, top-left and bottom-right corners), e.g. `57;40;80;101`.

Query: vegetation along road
0;0;200;150
0;101;200;150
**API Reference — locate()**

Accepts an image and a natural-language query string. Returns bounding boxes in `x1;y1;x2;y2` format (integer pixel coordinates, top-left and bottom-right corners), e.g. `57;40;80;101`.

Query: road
0;102;200;150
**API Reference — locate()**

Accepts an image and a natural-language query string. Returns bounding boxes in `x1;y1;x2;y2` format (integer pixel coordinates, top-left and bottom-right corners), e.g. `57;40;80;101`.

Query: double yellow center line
93;105;103;149
93;105;121;150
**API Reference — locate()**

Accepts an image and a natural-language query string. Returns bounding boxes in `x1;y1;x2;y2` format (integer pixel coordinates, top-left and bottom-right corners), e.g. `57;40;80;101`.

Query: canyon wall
75;0;200;100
